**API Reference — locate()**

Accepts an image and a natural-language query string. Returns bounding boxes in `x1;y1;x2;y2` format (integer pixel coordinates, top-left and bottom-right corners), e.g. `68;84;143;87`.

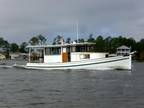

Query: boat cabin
27;42;107;63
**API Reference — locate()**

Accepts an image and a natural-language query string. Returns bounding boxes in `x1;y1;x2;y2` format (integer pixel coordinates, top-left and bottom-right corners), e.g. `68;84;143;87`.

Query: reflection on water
0;61;144;108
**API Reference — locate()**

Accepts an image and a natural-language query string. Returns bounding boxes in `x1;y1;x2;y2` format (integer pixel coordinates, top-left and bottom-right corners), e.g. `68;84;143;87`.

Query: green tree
109;36;127;53
29;37;39;45
66;37;71;44
0;37;10;58
3;41;10;58
37;34;47;45
87;34;95;42
10;43;19;52
135;39;144;60
104;36;112;52
0;37;6;47
19;42;28;53
126;38;136;51
53;35;64;45
95;35;105;52
78;38;85;43
29;35;47;45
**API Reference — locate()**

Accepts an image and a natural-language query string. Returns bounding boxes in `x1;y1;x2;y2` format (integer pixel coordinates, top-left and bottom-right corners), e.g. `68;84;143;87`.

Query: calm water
0;61;144;108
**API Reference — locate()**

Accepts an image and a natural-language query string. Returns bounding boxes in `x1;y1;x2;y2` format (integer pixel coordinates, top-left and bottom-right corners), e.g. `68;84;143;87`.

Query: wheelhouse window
71;45;95;52
80;54;90;59
76;46;85;52
45;47;61;55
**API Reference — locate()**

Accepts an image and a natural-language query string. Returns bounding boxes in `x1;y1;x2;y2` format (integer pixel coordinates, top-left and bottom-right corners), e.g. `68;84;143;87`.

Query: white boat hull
23;55;131;70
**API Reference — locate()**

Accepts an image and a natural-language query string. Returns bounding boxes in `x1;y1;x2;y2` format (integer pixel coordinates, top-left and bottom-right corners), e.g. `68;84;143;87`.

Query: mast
28;48;31;63
76;20;79;43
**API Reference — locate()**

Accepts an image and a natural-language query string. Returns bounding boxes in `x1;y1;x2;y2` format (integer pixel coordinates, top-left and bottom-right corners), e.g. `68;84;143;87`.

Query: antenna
76;20;79;43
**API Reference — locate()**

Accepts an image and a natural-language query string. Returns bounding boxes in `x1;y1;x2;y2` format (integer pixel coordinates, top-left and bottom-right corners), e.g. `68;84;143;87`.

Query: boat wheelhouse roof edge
26;42;96;48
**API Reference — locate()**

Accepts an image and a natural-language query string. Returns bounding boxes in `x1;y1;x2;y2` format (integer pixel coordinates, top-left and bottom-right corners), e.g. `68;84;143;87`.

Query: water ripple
0;61;144;108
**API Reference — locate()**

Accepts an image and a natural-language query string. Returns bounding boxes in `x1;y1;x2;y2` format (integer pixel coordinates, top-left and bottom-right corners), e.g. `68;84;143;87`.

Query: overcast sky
0;0;144;43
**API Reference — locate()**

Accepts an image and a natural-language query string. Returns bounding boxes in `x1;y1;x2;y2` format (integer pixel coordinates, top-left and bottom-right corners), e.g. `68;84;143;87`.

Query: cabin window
80;46;85;52
76;46;86;52
71;45;95;52
71;46;76;52
45;47;61;55
80;54;90;59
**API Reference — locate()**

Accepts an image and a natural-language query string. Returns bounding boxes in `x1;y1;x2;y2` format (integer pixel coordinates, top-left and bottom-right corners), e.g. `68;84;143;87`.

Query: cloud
0;0;144;43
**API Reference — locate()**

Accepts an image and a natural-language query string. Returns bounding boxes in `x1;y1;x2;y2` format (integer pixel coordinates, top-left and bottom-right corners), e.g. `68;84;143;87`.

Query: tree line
0;34;144;60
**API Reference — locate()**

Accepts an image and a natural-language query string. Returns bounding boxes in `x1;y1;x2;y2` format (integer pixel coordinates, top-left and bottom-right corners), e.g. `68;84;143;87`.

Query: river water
0;61;144;108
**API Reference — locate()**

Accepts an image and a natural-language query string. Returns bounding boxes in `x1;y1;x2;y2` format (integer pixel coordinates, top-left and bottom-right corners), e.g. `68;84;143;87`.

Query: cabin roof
26;42;96;48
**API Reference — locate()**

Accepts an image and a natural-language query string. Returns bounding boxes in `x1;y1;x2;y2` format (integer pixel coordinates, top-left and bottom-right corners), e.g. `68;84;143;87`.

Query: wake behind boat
14;42;132;70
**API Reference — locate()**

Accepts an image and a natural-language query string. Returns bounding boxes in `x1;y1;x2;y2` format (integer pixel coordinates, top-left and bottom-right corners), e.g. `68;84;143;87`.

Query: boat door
62;47;68;62
67;46;71;62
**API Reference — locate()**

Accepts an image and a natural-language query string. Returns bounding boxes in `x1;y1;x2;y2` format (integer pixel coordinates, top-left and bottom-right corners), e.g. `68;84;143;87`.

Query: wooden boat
15;42;132;70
